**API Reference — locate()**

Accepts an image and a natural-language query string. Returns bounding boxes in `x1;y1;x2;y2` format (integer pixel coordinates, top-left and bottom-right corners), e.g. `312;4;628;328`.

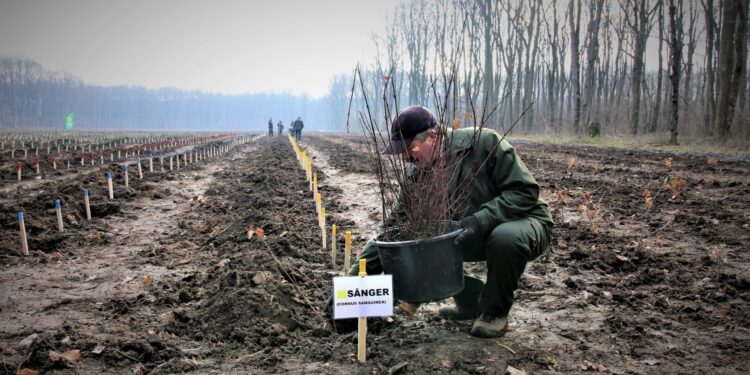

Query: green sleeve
472;134;542;231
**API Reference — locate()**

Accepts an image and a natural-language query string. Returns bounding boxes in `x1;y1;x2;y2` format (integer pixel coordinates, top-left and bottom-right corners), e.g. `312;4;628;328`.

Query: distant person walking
292;116;304;141
277;121;284;136
268;118;274;137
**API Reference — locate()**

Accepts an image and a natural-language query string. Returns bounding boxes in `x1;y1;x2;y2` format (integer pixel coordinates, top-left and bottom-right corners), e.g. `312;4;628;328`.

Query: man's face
401;132;437;169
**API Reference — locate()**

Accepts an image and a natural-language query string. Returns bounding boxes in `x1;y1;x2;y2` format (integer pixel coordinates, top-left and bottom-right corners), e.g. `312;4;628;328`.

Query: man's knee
485;220;541;261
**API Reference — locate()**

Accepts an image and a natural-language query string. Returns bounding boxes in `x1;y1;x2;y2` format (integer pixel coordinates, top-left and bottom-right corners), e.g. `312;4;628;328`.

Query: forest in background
341;0;749;145
1;0;748;146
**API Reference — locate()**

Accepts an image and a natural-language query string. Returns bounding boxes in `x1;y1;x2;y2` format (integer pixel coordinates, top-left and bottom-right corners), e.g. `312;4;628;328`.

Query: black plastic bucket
374;223;464;303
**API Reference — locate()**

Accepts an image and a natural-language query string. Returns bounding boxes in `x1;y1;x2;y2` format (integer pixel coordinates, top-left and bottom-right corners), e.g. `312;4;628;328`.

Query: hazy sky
0;0;399;97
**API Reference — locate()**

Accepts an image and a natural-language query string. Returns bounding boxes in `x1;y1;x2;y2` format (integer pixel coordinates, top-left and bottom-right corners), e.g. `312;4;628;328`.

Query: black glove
454;215;481;246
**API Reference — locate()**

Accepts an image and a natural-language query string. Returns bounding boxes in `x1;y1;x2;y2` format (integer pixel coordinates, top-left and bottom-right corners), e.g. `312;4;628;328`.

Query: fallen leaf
142;276;154;284
18;369;39;375
615;254;629;262
92;343;105;354
506;365;527;375
255;227;265;238
441;359;454;369
62;349;81;363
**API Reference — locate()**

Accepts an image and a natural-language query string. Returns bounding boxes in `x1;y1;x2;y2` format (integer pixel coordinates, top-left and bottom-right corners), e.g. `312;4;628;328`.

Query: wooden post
83;188;91;221
321;207;326;250
149;156;153;172
358;258;367;363
107;172;114;199
17;162;22;181
18;212;29;256
137;158;143;179
344;231;352;274
55;199;64;233
313;172;318;196
34;157;40;175
124;165;129;188
169;155;173;171
331;224;337;267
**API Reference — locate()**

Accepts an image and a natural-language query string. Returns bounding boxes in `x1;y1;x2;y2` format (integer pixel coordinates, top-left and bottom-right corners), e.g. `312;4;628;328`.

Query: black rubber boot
470;313;508;338
438;300;481;321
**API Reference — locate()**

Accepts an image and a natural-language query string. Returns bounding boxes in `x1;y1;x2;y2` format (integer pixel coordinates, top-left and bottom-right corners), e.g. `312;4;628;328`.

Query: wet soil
1;133;748;374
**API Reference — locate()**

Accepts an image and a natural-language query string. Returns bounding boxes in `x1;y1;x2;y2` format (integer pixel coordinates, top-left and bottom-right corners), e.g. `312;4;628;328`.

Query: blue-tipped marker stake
18;212;28;256
55;199;64;233
107;172;114;199
83;188;91;220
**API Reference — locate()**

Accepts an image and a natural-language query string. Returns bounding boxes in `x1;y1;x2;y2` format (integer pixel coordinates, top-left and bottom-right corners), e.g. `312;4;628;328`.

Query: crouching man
349;105;553;338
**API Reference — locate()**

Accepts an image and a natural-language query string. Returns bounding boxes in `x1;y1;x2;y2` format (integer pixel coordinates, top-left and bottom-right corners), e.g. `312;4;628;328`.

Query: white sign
333;275;394;320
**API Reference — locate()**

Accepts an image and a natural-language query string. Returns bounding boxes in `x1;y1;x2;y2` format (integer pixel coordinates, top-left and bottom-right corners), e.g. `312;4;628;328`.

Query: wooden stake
331;224;337;267
124;165;129;188
83;189;91;221
313;172;318;196
321;207;326;249
18;212;29;256
149;157;153;172
344;231;352;274
358;258;367;363
17;162;21;181
55;199;64;233
137;158;143;179
107;172;114;199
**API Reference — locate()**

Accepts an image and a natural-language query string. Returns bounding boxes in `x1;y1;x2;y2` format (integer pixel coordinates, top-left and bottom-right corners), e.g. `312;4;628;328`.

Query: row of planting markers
2;133;241;180
288;135;388;364
288;134;354;274
14;133;264;256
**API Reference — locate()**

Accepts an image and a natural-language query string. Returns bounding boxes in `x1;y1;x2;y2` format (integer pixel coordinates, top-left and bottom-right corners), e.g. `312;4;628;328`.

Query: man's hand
454;215;481;245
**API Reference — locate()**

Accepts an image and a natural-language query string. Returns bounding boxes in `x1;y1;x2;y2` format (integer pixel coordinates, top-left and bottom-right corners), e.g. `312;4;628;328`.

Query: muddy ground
1;132;748;374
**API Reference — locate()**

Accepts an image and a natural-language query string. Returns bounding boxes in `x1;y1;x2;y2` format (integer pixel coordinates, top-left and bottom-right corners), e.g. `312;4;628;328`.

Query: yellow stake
331;224;337;267
344;231;352;275
358;258;367;363
320;207;326;249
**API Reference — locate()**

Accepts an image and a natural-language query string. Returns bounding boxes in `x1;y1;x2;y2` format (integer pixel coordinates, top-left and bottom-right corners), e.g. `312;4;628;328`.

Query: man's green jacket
391;127;553;233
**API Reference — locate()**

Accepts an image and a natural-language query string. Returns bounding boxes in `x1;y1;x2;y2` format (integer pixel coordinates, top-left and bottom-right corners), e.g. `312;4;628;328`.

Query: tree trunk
569;0;582;134
668;0;683;145
715;0;740;139
582;0;604;131
730;0;749;131
649;0;664;133
703;0;716;133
